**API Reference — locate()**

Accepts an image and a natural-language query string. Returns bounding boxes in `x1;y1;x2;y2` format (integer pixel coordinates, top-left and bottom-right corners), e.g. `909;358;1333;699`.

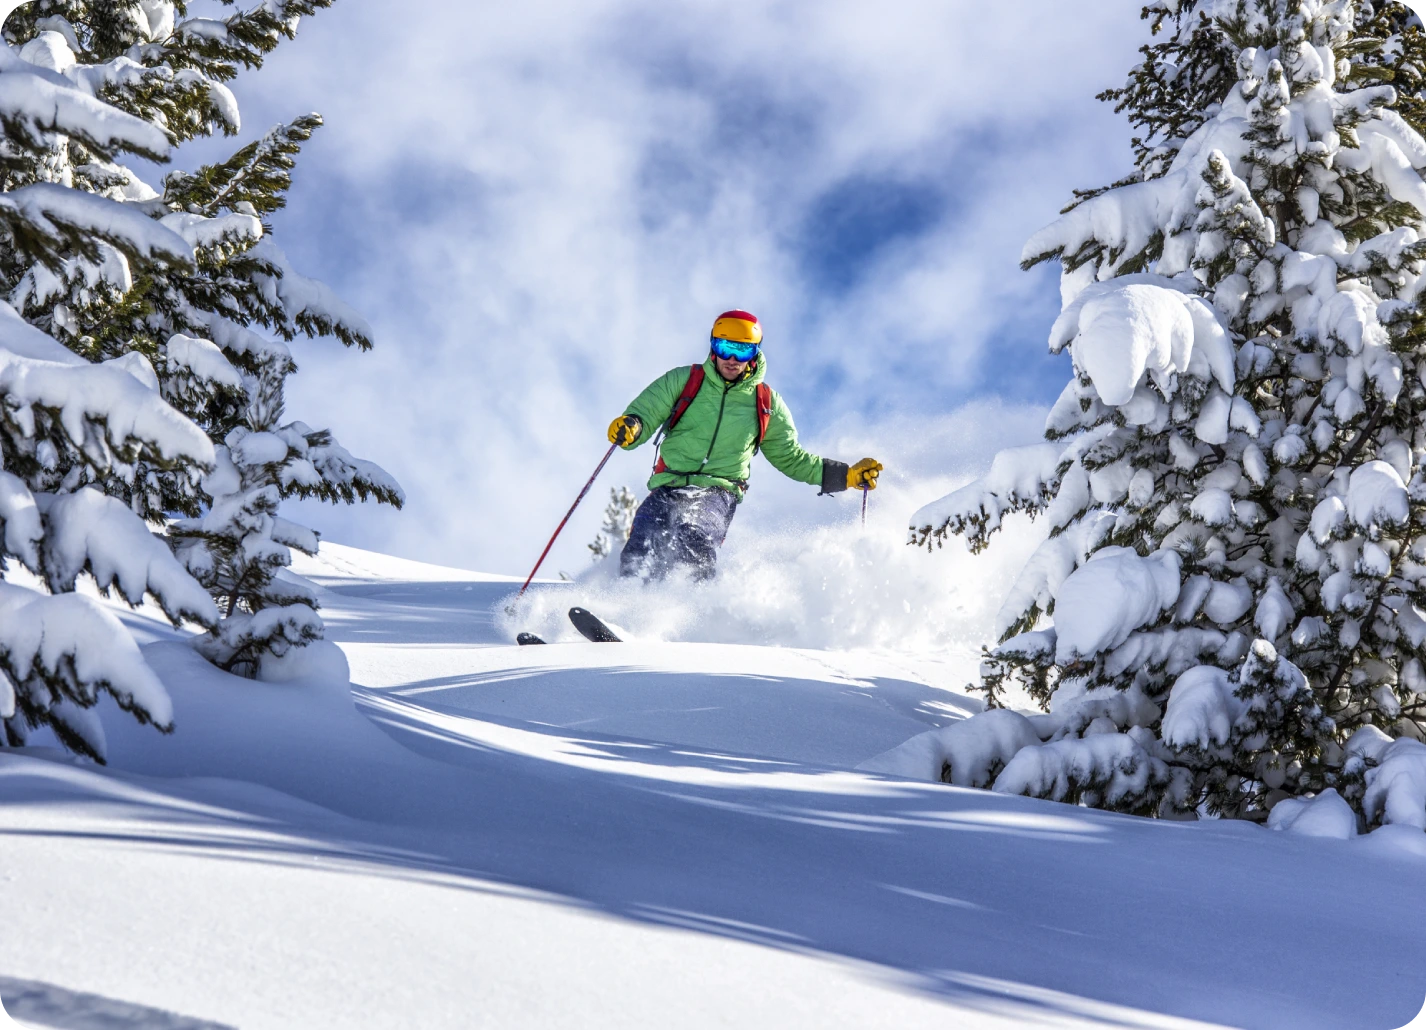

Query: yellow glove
608;414;642;446
848;458;883;491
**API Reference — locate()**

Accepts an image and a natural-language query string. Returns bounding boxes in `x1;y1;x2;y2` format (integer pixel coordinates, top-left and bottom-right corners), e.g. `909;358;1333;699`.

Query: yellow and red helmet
711;309;762;345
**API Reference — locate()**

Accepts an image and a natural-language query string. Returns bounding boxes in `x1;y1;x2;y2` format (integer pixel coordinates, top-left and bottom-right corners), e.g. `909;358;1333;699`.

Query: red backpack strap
666;364;705;432
653;364;706;474
753;383;773;454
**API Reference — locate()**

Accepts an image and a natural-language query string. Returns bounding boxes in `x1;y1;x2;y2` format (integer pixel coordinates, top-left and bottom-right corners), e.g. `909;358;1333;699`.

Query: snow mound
1267;788;1357;839
257;638;351;686
857;709;1040;785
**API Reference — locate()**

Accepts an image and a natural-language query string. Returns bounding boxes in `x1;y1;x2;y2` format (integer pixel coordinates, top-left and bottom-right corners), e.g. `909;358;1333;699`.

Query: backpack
652;363;772;475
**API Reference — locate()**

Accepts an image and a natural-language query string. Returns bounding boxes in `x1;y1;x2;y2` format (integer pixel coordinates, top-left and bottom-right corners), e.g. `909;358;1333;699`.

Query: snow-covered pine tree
906;0;1426;829
0;13;225;759
167;354;400;677
1;3;404;678
165;365;321;678
589;486;638;561
153;116;403;678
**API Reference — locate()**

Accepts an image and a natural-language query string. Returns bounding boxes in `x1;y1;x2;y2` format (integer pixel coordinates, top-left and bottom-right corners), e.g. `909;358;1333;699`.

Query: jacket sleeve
620;367;686;450
760;390;846;491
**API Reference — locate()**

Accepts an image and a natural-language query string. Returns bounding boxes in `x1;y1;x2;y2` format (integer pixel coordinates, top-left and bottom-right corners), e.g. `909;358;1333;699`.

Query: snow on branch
163;333;245;394
1053;548;1181;663
193;602;324;675
0;301;214;470
0;181;192;272
0;56;171;161
0;470;42;570
1363;742;1426;829
860;709;1178;813
167;0;333;86
1161;664;1255;753
159;209;263;257
1348;727;1426;831
1266;788;1357;839
1022;177;1177;276
993;733;1174;811
858;709;1043;785
909;443;1063;552
992;510;1116;640
0;581;173;759
177;303;294;369
248;238;373;350
40;487;218;626
163;114;323;220
1346;461;1410;534
267;422;404;508
1049;276;1235;407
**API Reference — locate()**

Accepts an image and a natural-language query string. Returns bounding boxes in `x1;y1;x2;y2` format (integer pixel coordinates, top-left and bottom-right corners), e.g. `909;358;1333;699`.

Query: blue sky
168;0;1150;573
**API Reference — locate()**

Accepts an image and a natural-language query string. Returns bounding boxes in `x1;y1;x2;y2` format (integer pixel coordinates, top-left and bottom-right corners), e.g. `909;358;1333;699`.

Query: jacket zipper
698;379;735;470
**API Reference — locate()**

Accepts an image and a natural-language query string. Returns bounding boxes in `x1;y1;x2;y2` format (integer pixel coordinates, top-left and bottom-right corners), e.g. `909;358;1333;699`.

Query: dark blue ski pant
619;485;738;581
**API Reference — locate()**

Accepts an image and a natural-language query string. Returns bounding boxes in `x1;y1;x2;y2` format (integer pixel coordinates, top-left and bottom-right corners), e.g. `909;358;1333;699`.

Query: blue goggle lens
711;336;760;362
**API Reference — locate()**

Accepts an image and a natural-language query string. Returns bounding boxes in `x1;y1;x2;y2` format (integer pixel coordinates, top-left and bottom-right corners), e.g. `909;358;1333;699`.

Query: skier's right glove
608;414;643;447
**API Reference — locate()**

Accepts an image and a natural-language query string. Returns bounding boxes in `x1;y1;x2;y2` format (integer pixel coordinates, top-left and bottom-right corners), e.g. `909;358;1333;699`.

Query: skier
607;309;882;581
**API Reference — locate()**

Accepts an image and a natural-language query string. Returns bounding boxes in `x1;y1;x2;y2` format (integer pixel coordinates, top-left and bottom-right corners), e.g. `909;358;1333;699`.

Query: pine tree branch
1339;398;1388;469
1323;591;1386;709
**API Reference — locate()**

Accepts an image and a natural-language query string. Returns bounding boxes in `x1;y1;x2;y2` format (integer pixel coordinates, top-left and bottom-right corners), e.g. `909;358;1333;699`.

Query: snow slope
0;540;1423;1029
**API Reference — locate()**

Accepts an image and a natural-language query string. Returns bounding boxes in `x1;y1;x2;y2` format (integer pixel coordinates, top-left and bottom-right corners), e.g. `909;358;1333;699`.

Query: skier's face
714;354;750;381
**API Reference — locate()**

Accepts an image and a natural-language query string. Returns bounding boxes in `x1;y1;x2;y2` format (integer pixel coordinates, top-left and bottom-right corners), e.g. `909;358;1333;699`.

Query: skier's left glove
847;458;883;491
608;414;643;447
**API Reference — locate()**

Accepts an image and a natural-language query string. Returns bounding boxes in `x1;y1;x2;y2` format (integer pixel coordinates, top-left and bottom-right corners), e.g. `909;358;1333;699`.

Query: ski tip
568;607;621;642
516;632;547;646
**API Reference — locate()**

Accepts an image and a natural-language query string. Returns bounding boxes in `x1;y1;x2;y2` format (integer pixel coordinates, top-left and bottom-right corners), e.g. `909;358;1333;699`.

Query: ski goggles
710;336;760;362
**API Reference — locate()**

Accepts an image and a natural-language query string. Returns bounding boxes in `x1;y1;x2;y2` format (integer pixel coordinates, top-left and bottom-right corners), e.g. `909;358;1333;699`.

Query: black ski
516;632;547;646
569;607;621;642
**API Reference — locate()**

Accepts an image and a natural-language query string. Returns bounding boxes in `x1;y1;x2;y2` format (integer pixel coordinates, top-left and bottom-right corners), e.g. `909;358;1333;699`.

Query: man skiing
607;309;883;580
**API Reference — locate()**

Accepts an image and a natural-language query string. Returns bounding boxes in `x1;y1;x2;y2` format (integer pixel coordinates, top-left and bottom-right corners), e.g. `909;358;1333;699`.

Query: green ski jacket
619;354;848;500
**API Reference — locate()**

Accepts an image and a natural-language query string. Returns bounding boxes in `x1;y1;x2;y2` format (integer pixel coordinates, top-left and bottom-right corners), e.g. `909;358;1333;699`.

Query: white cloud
211;0;1147;573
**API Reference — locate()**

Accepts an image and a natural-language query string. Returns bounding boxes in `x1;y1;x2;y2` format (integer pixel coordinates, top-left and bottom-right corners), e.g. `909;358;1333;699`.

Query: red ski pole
517;442;619;598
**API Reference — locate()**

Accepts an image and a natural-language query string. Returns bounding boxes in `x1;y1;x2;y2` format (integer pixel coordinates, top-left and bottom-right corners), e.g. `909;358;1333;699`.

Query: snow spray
500;479;1047;656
